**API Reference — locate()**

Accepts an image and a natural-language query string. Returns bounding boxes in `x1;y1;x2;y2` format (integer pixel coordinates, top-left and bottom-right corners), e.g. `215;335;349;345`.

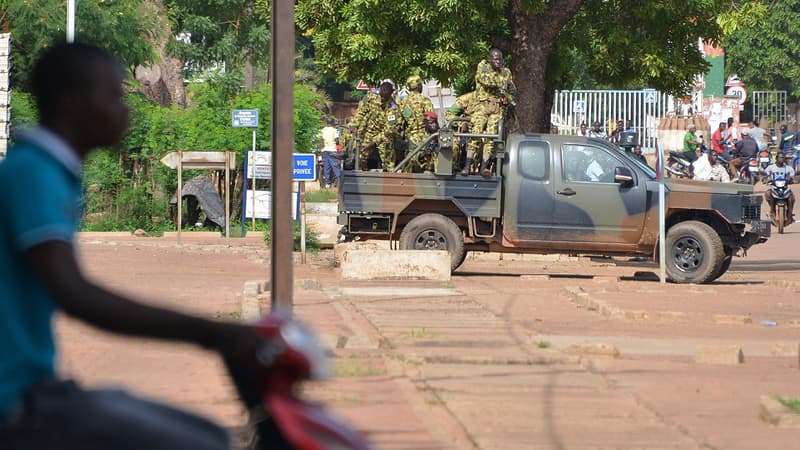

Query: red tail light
749;160;758;166
759;151;769;157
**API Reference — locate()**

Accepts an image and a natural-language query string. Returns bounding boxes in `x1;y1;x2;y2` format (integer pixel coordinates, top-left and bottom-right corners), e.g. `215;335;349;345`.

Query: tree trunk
508;0;584;133
136;1;186;107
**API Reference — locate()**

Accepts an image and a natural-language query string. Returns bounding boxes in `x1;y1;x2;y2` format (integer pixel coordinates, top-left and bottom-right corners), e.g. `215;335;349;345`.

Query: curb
241;280;269;321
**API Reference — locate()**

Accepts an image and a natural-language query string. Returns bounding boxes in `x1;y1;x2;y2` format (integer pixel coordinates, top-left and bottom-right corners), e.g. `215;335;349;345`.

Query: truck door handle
557;188;576;196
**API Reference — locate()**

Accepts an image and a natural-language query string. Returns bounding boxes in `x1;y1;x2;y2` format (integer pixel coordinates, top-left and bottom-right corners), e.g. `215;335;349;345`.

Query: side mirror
614;166;634;185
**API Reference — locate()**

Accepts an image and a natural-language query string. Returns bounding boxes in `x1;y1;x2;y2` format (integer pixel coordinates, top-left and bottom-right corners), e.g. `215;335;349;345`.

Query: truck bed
339;171;502;218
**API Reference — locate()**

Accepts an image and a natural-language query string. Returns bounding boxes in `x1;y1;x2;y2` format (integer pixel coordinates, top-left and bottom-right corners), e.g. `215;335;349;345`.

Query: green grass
333;365;386;378
775;396;800;413
305;189;338;203
400;327;440;339
537;340;552;349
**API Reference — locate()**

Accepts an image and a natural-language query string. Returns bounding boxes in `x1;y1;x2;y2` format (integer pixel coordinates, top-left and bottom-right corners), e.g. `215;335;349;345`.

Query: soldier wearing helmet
400;75;435;160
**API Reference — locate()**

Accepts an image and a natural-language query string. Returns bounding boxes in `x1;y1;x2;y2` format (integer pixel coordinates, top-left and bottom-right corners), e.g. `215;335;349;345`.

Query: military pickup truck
337;131;770;283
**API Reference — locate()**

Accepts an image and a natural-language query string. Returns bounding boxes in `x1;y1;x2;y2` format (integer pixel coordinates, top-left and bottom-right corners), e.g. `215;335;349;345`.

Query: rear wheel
399;213;465;272
665;221;725;284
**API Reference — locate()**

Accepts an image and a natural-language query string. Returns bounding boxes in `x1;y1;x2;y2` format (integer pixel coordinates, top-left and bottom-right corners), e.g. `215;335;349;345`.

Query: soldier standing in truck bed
446;91;479;175
471;48;516;176
352;81;402;171
401;75;434;149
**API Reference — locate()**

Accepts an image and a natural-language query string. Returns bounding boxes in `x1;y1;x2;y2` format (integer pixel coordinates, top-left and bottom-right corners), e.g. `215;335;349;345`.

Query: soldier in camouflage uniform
446;91;479;175
471;48;516;176
352;81;403;171
400;75;435;172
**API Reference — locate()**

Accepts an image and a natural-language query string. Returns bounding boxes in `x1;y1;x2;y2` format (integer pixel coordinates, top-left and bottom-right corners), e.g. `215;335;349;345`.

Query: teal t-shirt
0;139;81;416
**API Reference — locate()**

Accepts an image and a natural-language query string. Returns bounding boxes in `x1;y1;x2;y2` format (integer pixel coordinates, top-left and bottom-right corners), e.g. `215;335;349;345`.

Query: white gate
751;91;787;126
551;89;674;152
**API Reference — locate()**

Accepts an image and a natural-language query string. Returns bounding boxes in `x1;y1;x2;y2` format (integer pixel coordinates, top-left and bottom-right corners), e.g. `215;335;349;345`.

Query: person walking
319;117;339;187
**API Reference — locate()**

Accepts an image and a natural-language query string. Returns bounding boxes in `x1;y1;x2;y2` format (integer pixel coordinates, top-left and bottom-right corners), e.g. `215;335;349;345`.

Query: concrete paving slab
327;287;460;298
341;250;451;281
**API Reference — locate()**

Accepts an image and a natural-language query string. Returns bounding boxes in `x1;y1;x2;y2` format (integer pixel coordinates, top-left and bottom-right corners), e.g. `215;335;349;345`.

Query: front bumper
744;219;771;245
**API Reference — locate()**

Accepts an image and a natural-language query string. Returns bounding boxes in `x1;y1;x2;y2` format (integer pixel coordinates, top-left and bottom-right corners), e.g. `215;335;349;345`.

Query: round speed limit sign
725;86;748;105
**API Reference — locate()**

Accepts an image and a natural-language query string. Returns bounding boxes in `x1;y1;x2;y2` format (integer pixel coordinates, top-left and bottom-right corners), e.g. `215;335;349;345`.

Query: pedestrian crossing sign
644;91;657;104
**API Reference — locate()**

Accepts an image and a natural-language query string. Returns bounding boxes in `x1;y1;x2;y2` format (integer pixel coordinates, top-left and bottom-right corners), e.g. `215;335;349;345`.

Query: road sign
644;91;657;104
292;153;317;181
725;86;748;106
247;150;272;179
572;100;586;113
244;190;298;219
232;109;259;128
356;80;370;90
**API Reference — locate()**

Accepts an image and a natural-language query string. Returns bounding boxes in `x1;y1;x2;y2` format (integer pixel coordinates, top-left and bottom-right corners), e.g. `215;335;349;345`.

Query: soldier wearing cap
400;75;435;153
352;81;403;170
407;111;442;173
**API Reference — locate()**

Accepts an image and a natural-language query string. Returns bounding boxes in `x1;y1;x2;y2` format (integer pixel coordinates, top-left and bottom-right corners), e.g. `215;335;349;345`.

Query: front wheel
665;221;725;284
776;204;786;234
399;213;465;272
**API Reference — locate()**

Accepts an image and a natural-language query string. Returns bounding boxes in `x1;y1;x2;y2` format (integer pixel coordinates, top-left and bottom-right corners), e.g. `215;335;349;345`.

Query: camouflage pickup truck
337;133;771;283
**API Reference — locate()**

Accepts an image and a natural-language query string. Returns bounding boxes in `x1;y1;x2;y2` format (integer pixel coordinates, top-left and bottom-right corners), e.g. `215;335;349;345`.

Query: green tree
3;0;156;91
297;0;732;131
164;0;271;89
723;1;799;96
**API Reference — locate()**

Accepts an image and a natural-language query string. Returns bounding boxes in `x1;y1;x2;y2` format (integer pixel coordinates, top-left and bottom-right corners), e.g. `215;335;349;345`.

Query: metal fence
551;89;675;151
751;91;787;126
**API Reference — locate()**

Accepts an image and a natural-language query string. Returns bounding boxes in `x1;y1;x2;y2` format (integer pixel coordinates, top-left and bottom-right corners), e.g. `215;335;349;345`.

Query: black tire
399;213;465;272
454;250;469;271
708;252;733;283
777;204;786;234
665;220;725;284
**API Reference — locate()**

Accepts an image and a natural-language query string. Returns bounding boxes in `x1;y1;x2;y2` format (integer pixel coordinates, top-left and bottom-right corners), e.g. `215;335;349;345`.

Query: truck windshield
613;147;657;179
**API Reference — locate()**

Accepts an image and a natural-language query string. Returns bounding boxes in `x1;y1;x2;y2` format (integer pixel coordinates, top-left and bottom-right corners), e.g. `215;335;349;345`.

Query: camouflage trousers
468;104;502;161
406;132;436;173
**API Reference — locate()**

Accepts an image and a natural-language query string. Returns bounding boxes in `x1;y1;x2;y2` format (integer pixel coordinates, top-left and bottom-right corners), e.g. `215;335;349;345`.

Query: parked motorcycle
665;151;693;178
232;313;372;450
767;174;793;234
757;148;772;171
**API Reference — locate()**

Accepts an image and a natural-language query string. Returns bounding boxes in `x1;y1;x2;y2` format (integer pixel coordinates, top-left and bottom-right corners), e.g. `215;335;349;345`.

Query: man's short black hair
31;42;119;121
379;81;394;93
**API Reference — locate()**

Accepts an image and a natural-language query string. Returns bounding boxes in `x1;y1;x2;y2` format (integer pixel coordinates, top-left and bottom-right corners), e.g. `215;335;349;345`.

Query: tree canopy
723;0;800;96
3;0;156;91
297;0;733;130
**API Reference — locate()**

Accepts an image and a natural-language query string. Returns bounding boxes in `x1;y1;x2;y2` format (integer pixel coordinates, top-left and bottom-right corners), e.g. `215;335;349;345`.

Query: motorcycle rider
711;122;726;154
681;124;701;163
779;124;795;153
763;152;796;223
729;128;758;182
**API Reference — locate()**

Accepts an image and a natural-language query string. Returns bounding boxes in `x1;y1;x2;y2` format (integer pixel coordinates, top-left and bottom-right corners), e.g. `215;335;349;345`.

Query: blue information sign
232;109;259;128
292;153;317;181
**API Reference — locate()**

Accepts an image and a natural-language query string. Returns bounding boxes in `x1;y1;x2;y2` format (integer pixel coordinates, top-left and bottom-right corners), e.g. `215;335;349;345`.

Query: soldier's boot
480;158;492;177
460;158;474;176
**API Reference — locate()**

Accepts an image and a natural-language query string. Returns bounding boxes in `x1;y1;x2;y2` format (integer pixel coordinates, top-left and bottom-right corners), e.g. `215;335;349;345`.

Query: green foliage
81;82;325;232
4;0;156;91
262;221;321;252
164;0;271;86
724;0;800;96
8;91;37;140
775;396;800;414
298;0;731;99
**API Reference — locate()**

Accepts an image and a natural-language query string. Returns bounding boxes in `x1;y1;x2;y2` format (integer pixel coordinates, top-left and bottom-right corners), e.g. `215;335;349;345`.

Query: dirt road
59;227;799;449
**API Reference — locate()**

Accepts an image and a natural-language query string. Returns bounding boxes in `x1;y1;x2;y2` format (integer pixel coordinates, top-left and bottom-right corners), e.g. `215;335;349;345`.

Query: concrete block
714;314;753;325
334;241;390;266
565;343;621;358
760;395;800;427
340;249;451;281
695;345;744;365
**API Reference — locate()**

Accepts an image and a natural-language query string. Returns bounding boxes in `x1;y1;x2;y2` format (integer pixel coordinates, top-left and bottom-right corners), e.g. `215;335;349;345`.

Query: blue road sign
232;109;259;128
292;153;317;181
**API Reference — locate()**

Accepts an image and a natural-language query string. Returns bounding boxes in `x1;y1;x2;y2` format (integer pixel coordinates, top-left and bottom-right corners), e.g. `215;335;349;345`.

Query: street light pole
67;0;75;43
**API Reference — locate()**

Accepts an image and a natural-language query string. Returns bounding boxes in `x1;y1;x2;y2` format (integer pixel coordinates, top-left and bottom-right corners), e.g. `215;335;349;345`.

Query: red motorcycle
230;313;372;450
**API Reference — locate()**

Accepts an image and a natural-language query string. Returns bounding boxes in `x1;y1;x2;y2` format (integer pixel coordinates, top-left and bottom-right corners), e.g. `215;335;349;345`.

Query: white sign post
233;109;260;231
